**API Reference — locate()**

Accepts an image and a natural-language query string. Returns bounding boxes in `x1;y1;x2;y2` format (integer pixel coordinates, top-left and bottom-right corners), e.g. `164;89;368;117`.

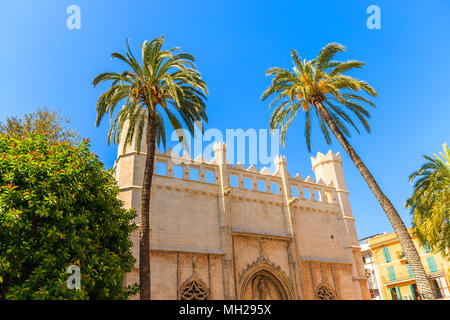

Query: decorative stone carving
250;273;281;300
287;197;298;206
223;185;231;196
241;269;291;300
315;283;336;300
239;254;294;300
180;278;209;300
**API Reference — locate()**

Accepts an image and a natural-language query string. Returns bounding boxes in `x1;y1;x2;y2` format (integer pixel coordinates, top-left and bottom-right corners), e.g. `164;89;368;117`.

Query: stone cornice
229;193;283;206
299;256;353;265
338;216;355;221
232;229;292;241
153;183;218;197
119;185;142;191
119;184;340;215
291;202;339;215
352;276;368;281
150;246;224;255
344;245;362;250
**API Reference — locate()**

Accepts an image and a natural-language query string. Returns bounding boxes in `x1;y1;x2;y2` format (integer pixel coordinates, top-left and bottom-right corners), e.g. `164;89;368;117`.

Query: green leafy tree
261;43;437;299
92;36;208;299
0;134;138;299
0;107;80;145
407;143;450;258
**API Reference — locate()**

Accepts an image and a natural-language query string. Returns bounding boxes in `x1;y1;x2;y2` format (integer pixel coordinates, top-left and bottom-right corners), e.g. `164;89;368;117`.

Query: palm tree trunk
139;111;157;300
315;102;437;300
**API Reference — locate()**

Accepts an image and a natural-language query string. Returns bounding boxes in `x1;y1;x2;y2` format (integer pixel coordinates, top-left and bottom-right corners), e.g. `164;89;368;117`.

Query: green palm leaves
92;36;208;152
261;43;377;151
407;143;450;257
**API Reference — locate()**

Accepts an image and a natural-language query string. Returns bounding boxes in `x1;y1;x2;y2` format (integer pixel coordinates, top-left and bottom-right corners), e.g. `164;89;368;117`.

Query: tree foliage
407;143;450;257
0;134;137;299
261;43;377;151
92;36;208;153
0;107;80;146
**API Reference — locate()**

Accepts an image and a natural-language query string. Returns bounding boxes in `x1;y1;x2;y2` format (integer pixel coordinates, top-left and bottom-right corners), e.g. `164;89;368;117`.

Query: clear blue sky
0;1;449;239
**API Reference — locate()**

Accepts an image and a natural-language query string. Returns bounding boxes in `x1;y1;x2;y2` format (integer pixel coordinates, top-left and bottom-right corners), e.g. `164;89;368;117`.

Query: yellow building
368;230;450;300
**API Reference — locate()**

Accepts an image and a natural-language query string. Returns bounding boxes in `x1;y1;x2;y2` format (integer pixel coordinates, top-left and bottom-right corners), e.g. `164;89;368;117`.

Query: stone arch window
180;279;209;300
315;284;336;300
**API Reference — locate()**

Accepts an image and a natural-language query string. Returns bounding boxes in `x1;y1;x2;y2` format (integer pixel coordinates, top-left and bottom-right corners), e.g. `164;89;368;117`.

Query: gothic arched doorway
240;263;294;300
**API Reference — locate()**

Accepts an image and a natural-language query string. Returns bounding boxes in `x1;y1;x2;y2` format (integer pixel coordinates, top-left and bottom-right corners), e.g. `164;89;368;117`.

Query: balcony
397;251;407;263
382;271;414;284
381;264;445;285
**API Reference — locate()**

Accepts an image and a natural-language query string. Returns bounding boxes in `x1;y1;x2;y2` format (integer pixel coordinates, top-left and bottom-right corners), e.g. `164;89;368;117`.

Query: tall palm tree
261;43;436;299
406;143;450;258
93;36;208;299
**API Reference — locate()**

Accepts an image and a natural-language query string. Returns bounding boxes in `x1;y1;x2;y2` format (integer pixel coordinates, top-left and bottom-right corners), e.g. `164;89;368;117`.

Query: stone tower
311;151;369;299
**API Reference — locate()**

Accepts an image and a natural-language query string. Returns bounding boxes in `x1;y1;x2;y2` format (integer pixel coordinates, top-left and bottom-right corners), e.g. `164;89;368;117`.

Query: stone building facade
114;132;370;300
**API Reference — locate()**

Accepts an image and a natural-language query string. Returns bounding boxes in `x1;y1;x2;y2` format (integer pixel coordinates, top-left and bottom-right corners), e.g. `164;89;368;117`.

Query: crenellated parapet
310;150;343;170
310;150;346;190
130;144;341;206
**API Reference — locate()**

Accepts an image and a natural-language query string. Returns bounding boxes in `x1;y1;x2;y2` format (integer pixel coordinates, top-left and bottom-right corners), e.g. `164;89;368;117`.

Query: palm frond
93;37;208;152
262;42;377;152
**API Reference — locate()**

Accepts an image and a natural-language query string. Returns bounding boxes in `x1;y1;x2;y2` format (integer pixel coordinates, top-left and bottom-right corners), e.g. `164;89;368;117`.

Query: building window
382;247;391;262
387;266;396;281
423;242;431;253
205;170;215;184
230;175;238;187
432;277;450;298
315;284;336;300
180;279;209;300
410;284;421;300
155;162;167;176
426;256;438;273
406;262;414;277
389;287;402;300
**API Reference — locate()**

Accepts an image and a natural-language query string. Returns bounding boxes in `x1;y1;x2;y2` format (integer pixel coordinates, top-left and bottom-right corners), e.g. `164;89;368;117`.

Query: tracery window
180;279;208;300
315;284;336;300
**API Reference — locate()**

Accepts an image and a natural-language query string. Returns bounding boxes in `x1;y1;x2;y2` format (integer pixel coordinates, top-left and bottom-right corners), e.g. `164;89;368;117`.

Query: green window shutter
387;266;396;281
383;247;391;262
395;287;402;300
409;284;416;300
406;263;414;277
424;242;431;253
389;288;395;300
427;256;437;273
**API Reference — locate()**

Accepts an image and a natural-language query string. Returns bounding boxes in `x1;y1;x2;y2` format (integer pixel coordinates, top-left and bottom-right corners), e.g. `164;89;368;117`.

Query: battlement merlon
311;150;347;191
274;155;287;168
